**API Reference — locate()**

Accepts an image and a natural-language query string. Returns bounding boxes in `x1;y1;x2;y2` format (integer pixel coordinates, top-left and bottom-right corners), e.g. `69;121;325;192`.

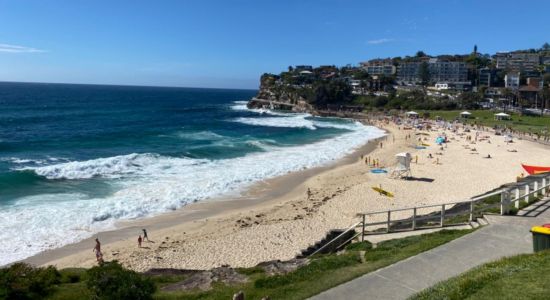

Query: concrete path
310;198;550;300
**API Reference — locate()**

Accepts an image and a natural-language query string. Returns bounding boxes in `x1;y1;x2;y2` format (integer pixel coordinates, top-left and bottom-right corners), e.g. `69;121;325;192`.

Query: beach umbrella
494;112;510;120
460;111;472;118
405;111;419;118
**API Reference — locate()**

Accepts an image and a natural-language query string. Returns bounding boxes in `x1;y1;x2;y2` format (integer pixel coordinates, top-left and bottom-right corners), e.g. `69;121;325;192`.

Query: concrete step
477;217;489;226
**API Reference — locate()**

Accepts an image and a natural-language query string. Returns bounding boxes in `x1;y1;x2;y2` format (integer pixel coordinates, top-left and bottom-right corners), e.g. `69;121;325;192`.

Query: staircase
298;229;356;258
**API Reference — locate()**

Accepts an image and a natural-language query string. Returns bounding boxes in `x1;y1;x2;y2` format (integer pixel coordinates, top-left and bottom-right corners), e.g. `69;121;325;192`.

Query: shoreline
23;115;550;272
23;127;385;267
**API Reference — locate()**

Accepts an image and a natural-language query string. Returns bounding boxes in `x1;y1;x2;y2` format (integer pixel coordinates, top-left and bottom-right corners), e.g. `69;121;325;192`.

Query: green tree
86;261;156;300
352;69;369;80
418;62;430;86
457;92;482;109
0;263;60;300
503;88;515;110
415;50;427;58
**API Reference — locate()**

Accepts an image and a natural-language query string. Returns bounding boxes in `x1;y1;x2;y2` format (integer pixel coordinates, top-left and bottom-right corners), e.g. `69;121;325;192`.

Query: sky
0;0;549;89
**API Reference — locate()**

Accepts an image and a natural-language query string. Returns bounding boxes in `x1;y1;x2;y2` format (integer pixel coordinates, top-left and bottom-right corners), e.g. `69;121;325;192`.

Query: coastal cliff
247;73;314;112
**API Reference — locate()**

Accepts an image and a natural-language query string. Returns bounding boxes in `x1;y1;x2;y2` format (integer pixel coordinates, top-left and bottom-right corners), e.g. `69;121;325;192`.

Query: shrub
86;261;155;300
59;268;86;284
0;263;61;300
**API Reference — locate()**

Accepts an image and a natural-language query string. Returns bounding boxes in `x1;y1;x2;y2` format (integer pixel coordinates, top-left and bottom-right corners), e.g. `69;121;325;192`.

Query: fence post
469;200;474;222
361;215;366;242
515;188;520;209
412;208;417;230
440;204;445;227
534;181;539;197
543;177;547;195
525;184;530;204
500;190;509;215
386;211;391;233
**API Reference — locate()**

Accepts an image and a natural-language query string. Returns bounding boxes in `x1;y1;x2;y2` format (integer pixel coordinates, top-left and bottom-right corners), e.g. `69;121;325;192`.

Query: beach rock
256;258;309;276
163;271;213;291
158;267;248;292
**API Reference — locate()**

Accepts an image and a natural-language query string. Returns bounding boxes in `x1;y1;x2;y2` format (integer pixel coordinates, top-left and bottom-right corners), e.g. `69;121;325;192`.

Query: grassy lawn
409;250;550;300
42;229;473;300
421;110;550;136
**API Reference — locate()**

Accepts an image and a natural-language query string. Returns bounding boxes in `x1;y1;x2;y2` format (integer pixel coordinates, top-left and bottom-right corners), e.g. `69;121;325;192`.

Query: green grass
409;250;550;300
40;229;472;300
152;229;472;300
422;110;550;136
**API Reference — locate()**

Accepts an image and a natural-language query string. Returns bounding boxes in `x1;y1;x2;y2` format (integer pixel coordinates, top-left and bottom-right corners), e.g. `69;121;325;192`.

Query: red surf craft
522;164;550;175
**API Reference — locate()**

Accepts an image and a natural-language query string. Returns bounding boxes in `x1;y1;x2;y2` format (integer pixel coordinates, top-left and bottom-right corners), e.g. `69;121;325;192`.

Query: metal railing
358;174;550;240
357;188;505;236
307;174;550;257
308;221;362;257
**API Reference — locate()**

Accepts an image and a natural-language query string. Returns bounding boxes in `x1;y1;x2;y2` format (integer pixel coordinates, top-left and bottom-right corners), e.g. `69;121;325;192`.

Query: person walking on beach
138;235;142;248
142;229;149;242
93;238;103;263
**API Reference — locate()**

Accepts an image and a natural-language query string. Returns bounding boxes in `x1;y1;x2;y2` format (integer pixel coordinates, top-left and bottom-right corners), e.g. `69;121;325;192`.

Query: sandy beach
26;119;550;272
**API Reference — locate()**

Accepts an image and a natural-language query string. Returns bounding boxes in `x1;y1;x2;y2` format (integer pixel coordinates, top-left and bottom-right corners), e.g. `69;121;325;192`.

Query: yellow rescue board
421;143;430;146
372;187;394;198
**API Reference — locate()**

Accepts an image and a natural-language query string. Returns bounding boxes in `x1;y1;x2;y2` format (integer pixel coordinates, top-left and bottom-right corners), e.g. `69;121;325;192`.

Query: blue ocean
0;82;384;265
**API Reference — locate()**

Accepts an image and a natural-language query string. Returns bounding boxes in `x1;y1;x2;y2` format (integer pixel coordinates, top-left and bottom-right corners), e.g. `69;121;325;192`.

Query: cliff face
247;74;313;112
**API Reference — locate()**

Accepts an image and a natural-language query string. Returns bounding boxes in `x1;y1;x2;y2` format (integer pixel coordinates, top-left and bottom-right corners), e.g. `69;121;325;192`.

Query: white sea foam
230;100;289;116
234;115;317;130
0;113;385;266
229;100;249;111
175;130;226;141
2;157;47;165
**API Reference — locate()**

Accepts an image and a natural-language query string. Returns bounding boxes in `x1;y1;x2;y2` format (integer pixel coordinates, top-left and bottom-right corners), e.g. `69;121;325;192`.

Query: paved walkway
310;198;550;300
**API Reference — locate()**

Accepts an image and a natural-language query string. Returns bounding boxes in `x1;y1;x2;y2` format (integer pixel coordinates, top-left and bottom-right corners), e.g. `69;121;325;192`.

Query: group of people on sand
93;229;151;264
138;229;149;248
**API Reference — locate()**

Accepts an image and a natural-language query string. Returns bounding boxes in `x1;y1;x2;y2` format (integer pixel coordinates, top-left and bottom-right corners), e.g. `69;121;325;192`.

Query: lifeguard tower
391;152;412;179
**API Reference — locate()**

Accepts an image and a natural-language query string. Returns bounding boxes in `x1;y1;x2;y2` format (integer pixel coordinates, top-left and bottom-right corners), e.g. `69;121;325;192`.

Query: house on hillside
504;72;520;90
360;58;396;76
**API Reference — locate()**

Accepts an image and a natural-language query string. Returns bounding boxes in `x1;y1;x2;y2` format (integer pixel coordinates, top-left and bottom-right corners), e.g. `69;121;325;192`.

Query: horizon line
0;80;259;91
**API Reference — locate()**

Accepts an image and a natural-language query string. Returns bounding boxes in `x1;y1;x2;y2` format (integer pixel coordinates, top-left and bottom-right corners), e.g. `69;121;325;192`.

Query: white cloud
367;38;394;45
0;43;45;53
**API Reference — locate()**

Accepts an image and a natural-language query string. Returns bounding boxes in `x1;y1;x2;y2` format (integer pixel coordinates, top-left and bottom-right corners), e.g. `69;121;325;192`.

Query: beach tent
390;152;412;179
460;111;472;118
494;112;511;120
405;111;419;118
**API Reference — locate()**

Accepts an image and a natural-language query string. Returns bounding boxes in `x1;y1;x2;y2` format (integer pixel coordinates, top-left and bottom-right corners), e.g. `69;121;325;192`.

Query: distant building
478;67;498;87
397;58;468;84
360;59;396;76
504;72;520;90
294;65;313;71
495;52;540;73
397;62;422;83
518;85;540;104
485;87;504;97
526;77;542;88
434;83;449;90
